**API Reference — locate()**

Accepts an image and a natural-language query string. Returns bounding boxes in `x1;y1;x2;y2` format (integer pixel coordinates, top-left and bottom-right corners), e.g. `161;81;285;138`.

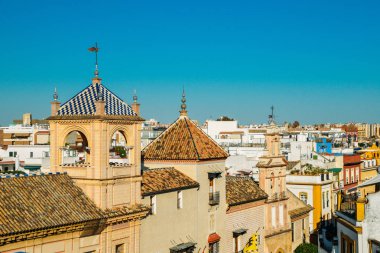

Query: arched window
109;130;130;165
62;131;89;165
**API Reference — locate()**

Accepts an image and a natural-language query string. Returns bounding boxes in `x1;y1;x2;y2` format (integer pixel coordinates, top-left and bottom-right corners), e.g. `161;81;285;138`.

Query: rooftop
142;167;199;196
226;176;268;206
142;116;228;161
0;173;103;237
56;82;137;116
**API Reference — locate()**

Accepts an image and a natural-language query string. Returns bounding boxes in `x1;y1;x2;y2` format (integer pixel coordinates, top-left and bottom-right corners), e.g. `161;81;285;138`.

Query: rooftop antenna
268;105;275;124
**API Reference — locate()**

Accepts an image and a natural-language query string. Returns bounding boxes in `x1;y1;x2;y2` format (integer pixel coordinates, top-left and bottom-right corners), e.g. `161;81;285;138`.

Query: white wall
206;120;239;139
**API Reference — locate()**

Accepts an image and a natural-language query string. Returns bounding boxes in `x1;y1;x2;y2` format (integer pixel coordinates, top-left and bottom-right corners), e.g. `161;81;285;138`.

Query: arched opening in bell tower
61;131;90;165
109;130;131;166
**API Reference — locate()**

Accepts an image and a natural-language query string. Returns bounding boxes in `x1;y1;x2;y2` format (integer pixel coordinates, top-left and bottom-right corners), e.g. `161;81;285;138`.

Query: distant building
315;138;332;154
343;154;362;192
336;177;380;253
286;165;333;233
0;113;50;173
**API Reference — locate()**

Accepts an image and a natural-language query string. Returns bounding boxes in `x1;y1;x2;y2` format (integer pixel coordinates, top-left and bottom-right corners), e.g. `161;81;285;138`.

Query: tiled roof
287;190;313;220
226;176;268;206
0;174;103;236
142;116;229;161
286;161;300;171
256;157;288;168
142;168;199;196
57;83;136;116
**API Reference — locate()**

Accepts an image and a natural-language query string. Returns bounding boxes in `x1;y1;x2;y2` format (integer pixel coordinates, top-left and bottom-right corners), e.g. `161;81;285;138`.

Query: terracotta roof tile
0;174;104;236
226;176;268;206
142;168;199;196
142;116;228;161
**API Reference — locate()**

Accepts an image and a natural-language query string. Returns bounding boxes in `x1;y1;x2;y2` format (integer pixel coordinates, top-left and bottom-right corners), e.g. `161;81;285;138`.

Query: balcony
209;191;220;205
337;193;366;222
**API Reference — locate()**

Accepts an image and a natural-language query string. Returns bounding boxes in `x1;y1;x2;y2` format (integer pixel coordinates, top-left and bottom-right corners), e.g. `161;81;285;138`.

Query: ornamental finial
180;87;187;116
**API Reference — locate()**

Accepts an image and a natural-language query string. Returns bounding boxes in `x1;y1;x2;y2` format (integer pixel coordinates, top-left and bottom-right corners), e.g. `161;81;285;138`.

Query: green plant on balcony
114;146;127;158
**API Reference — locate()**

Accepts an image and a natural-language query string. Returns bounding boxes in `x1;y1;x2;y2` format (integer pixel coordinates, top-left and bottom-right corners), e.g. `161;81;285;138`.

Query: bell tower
48;71;144;210
257;124;292;253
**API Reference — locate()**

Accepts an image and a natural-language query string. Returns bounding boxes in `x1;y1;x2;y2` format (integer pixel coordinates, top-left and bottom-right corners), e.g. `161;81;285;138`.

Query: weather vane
88;42;99;77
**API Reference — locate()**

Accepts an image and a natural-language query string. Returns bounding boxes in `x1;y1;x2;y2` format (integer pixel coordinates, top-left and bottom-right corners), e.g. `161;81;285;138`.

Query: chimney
132;92;140;116
51;88;60;116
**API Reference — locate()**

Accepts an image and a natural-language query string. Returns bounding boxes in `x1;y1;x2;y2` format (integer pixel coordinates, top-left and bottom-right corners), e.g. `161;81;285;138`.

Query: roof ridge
184;117;201;160
142;117;181;154
144;167;175;171
190;119;229;158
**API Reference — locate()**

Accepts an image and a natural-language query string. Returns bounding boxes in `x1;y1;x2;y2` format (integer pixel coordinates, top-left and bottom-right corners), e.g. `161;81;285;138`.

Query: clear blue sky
1;0;379;125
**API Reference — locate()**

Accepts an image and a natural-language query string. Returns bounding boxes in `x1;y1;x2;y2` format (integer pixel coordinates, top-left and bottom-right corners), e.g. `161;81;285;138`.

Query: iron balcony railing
209;191;220;205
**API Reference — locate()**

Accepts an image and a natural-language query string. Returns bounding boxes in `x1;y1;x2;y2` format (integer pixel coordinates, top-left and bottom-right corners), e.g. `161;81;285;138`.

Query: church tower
48;71;144;209
48;59;149;251
257;123;292;253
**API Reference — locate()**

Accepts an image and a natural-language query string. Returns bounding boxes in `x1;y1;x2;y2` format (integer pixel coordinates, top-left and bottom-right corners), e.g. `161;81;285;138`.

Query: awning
208;172;222;179
358;174;380;188
208;233;221;244
169;242;196;253
328;168;342;173
233;228;248;237
24;165;41;171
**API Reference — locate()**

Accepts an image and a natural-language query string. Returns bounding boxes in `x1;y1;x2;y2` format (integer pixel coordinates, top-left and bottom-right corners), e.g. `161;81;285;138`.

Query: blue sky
0;0;379;125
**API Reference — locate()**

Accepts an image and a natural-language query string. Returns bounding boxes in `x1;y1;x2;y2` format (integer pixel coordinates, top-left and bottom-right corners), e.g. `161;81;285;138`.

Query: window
209;242;219;253
209;178;215;193
150;195;157;215
30;152;33;158
346;172;349;184
279;204;284;226
291;222;294;242
323;192;325;209
299;192;308;204
9;152;17;157
115;244;124;253
355;168;359;182
326;192;329;208
351;168;354;183
234;236;241;253
271;206;276;228
177;191;183;209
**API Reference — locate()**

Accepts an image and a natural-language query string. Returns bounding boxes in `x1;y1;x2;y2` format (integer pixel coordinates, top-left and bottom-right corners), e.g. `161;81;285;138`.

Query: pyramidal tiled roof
142;116;229;161
57;82;136;116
